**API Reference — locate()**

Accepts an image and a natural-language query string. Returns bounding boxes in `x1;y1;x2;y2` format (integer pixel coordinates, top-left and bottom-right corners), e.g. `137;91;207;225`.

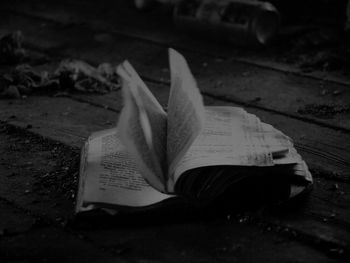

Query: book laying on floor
75;49;313;214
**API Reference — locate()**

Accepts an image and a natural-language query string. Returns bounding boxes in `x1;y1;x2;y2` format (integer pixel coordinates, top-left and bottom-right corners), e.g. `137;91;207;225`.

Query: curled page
167;48;206;191
117;62;167;192
173;107;276;183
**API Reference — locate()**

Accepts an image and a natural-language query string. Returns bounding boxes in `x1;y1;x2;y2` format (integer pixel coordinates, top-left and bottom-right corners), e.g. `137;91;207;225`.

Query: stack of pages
76;49;312;213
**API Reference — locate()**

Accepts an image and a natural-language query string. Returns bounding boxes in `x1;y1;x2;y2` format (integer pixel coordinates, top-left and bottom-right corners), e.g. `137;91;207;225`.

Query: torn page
80;128;171;209
117;62;167;192
167;48;206;190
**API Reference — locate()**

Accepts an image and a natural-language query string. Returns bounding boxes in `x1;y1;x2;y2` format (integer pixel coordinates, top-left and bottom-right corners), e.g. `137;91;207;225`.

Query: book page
117;62;168;192
173;106;279;183
166;49;205;191
80;128;172;209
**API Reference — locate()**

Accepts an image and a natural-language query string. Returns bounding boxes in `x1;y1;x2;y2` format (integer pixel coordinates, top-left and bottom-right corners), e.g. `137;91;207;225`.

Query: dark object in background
134;0;179;11
134;0;157;10
173;0;279;45
174;0;280;45
134;0;279;45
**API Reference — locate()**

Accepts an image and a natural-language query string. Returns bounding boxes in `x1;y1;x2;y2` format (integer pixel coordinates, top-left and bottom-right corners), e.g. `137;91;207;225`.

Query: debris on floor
55;59;120;94
0;60;120;99
1;64;54;99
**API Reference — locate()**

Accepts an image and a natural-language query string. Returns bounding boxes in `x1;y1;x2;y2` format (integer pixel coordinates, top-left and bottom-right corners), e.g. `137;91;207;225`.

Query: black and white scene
0;0;349;262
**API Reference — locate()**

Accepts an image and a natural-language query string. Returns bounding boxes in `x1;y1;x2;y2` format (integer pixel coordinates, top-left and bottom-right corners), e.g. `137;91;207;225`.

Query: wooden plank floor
0;0;349;262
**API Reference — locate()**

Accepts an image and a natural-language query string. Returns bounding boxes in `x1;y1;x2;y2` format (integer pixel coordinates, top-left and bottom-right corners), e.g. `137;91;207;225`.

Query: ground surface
0;0;349;262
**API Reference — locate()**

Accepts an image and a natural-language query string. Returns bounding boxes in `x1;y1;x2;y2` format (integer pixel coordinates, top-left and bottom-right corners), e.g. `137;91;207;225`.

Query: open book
76;49;312;213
